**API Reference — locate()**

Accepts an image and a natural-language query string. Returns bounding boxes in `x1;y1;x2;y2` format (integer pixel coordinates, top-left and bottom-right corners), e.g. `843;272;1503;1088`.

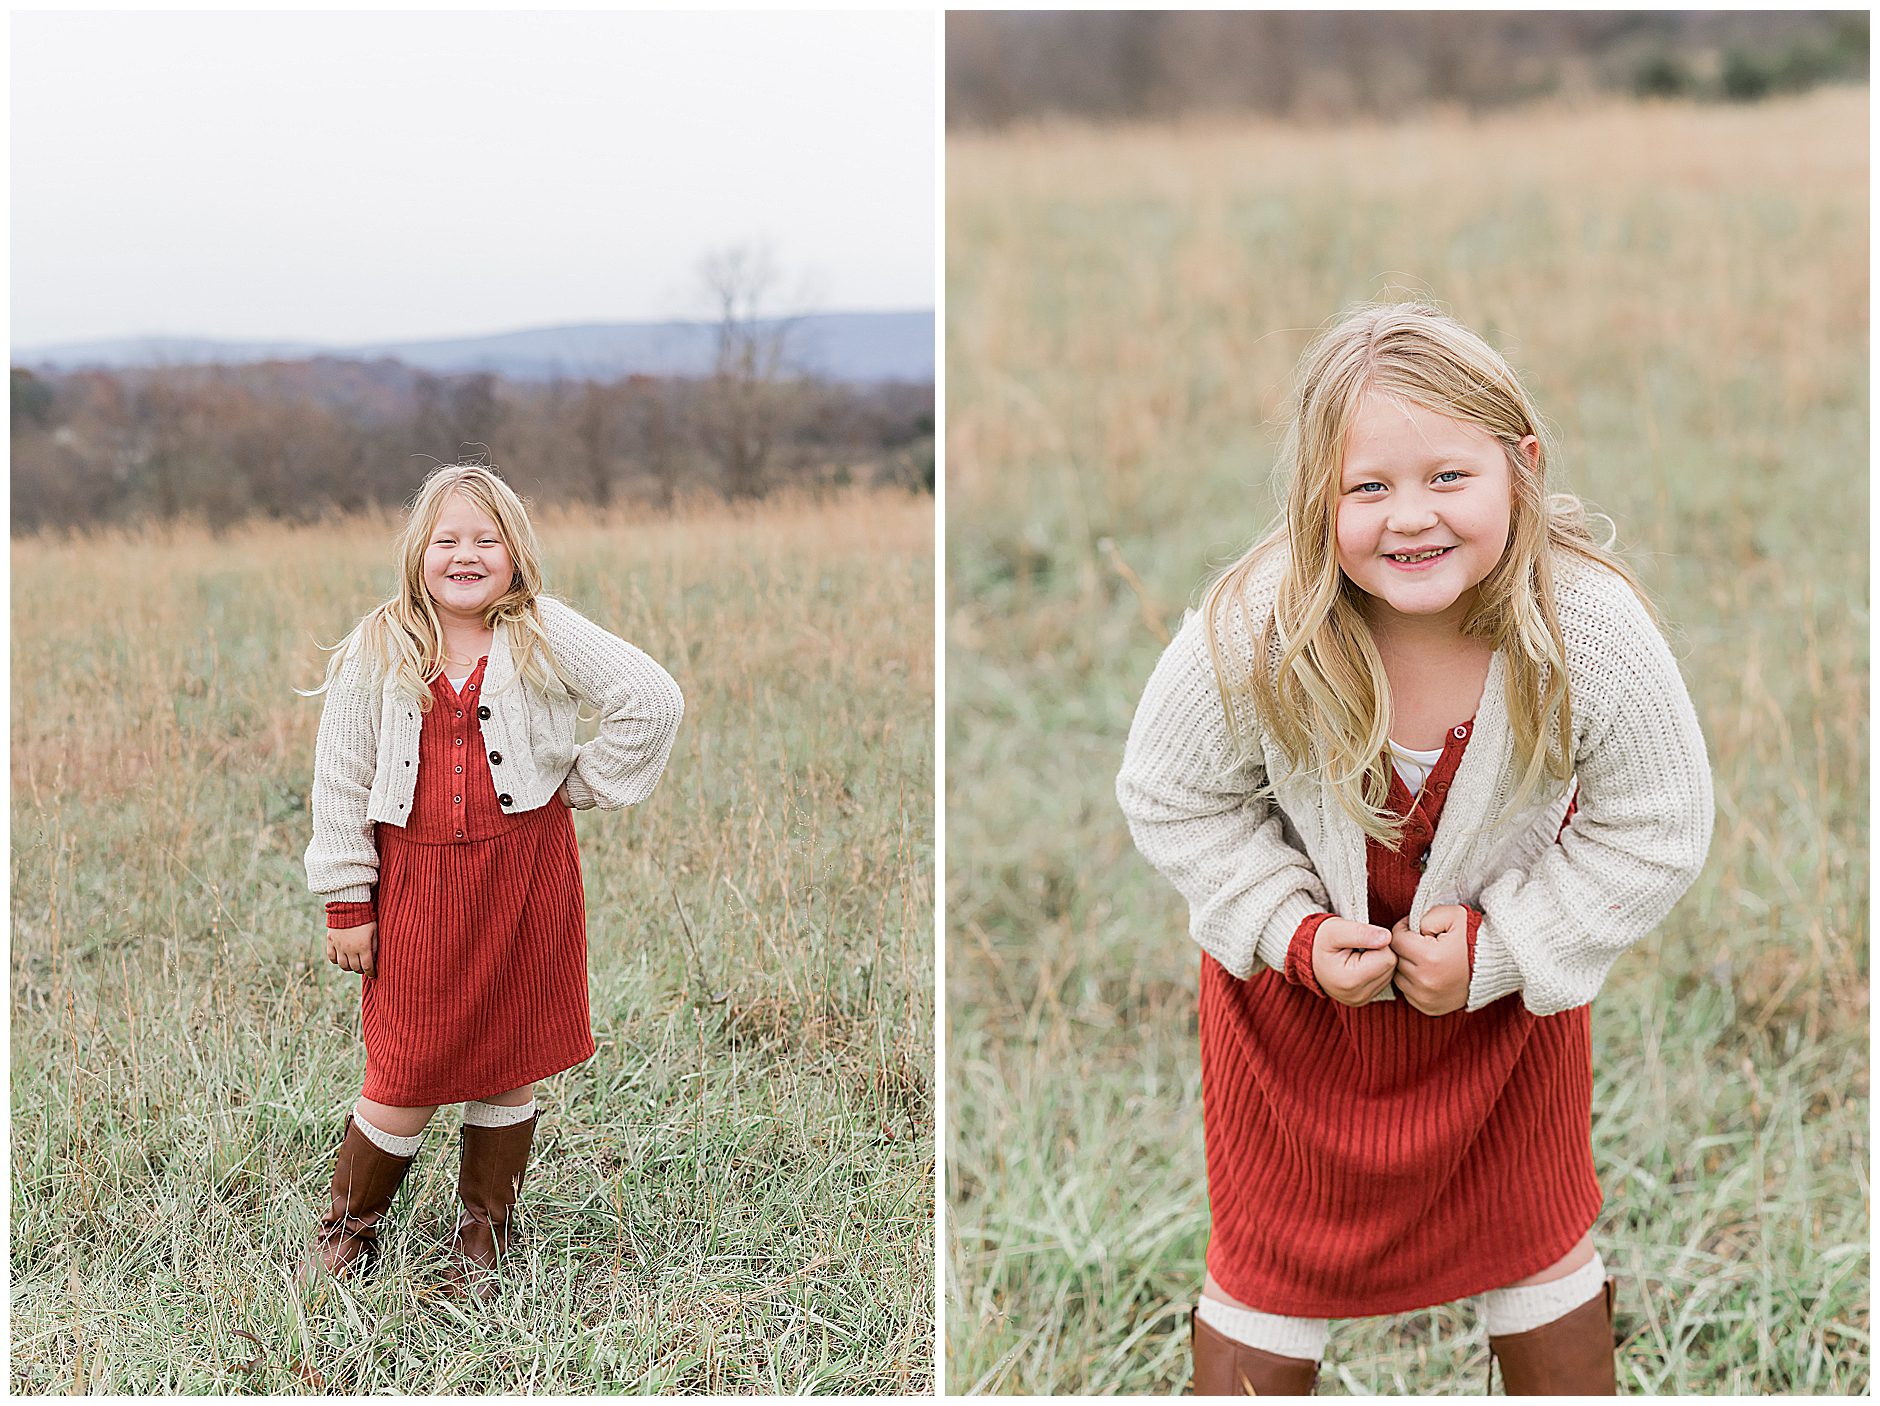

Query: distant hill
13;310;934;384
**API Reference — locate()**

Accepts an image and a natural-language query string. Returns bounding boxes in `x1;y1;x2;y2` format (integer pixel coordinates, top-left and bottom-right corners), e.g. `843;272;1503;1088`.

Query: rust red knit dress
1198;717;1600;1317
327;657;596;1105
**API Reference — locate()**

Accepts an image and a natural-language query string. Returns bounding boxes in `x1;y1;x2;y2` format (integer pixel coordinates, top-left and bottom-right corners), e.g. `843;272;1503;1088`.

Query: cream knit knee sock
1196;1296;1331;1359
463;1097;536;1129
351;1104;425;1157
1482;1251;1607;1336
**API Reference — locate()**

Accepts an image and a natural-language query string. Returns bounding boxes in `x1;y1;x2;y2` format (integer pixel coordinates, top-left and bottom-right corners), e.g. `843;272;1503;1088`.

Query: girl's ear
1516;434;1541;473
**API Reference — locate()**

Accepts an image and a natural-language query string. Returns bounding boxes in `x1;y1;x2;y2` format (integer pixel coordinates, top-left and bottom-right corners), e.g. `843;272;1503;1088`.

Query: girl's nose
1386;498;1439;532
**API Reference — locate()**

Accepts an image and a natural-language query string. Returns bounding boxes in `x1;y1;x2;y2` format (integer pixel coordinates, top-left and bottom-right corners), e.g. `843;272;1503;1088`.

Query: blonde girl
298;463;683;1298
1116;302;1712;1393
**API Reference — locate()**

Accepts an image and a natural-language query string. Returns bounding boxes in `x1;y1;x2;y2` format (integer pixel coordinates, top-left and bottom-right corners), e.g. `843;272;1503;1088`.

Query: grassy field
11;488;934;1393
946;90;1867;1394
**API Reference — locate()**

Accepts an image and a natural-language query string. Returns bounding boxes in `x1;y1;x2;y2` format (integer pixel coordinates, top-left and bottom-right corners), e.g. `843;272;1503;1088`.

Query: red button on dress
1197;717;1598;1316
358;656;595;1106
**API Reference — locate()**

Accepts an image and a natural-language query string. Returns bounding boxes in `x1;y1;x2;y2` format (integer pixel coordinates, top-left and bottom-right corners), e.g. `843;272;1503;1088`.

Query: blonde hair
1204;300;1656;847
305;463;573;710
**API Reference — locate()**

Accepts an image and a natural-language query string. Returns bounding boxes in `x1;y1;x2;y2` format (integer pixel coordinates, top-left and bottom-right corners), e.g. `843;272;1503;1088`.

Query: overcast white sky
12;10;935;347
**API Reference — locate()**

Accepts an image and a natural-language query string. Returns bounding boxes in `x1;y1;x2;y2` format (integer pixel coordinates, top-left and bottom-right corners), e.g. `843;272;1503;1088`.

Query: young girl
297;463;684;1298
1116;303;1713;1394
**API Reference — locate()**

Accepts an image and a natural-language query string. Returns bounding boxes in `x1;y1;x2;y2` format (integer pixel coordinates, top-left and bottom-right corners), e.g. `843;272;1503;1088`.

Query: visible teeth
1391;548;1448;562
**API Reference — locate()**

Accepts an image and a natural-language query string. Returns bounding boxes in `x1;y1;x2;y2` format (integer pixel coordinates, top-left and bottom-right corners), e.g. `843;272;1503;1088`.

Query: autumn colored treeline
947;10;1868;127
9;359;933;532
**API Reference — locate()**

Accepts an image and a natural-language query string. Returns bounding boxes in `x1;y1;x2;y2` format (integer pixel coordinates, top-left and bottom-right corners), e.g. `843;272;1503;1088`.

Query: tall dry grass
12;488;934;1393
947;89;1867;1394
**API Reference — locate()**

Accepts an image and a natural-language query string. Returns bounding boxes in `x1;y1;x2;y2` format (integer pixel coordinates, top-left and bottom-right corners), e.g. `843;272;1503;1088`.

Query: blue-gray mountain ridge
15;310;933;384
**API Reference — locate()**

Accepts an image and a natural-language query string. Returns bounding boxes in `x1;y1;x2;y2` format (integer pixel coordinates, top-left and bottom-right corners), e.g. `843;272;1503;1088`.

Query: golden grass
12;486;936;1393
946;90;1866;1394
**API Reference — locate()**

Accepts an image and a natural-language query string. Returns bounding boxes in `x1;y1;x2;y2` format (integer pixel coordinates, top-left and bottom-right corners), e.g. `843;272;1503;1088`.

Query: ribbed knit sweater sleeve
1285;912;1337;997
304;639;380;907
540;598;685;811
1117;610;1332;980
1467;573;1714;1016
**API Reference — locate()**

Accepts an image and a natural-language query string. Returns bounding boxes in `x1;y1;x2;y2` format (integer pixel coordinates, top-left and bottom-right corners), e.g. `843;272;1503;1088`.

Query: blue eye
1435;470;1464;484
1354;482;1385;495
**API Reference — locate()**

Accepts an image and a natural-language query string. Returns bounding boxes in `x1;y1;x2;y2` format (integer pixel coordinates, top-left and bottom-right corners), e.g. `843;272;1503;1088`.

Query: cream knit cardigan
305;595;684;906
1116;551;1713;1016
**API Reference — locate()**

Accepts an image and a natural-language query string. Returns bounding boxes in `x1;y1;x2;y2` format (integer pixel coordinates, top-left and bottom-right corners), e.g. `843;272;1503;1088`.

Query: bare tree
694;243;797;500
575;378;619;509
625;375;684;511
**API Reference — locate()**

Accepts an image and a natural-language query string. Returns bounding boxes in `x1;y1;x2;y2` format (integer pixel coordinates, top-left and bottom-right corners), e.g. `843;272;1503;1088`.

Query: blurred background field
946;87;1867;1395
11;488;933;1393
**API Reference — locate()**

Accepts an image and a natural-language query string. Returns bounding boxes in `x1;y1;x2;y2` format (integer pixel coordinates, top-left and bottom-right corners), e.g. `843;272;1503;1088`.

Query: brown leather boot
1488;1277;1618;1395
296;1114;417;1285
440;1114;536;1299
1191;1307;1320;1395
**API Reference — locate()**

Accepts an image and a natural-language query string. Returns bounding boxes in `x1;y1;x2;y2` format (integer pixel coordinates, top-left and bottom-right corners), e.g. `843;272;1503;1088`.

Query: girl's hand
1389;905;1469;1015
1311;917;1398;1006
326;921;376;978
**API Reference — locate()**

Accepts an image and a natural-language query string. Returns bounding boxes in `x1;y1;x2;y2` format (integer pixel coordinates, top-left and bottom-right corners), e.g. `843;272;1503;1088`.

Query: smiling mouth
1385;546;1455;563
447;573;484;582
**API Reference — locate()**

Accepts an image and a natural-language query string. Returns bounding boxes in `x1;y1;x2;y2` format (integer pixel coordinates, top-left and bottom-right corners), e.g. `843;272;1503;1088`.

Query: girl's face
1334;390;1530;633
423;491;513;627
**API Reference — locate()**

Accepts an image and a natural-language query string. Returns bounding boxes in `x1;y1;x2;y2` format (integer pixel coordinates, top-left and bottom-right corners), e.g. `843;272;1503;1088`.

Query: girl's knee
354;1097;438;1137
479;1082;535;1107
1504;1231;1596;1288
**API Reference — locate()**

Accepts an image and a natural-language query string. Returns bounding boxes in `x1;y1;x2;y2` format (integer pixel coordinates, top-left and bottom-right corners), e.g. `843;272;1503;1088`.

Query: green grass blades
946;90;1867;1394
11;488;935;1393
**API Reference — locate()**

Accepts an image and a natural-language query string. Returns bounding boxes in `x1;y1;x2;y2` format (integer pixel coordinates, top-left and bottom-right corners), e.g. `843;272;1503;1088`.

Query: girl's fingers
1420;905;1467;938
1335;927;1393;953
1345;947;1395;981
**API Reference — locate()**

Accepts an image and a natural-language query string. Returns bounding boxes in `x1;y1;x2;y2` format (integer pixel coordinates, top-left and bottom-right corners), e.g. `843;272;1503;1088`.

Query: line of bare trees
14;243;931;533
947;11;1868;127
9;359;932;534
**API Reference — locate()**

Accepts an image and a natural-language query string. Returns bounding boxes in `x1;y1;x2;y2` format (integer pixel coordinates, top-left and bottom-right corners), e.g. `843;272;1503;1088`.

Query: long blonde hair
305;464;573;710
1205;300;1656;847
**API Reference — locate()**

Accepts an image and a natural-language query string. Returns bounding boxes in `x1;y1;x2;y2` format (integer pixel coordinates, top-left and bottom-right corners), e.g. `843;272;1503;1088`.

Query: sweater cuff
1247;889;1333;980
1284;913;1337;999
558;764;596;810
325;899;376;930
1465;910;1524;1010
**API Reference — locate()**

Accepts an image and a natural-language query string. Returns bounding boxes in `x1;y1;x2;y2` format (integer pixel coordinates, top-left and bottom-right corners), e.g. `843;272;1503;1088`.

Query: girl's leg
1503;1230;1596;1287
1483;1232;1604;1331
1192;1269;1327;1394
1482;1232;1617;1395
353;1097;440;1153
297;1099;432;1284
476;1081;535;1107
1199;1270;1332;1358
463;1082;535;1128
446;1083;540;1297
